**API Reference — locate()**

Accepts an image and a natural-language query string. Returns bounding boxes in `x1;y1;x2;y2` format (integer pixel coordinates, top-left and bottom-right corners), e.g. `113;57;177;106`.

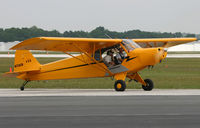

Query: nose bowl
137;48;167;66
155;48;167;63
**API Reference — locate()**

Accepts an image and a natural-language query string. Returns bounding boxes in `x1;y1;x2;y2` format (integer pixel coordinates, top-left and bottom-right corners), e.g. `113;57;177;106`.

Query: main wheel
114;80;126;91
142;79;154;91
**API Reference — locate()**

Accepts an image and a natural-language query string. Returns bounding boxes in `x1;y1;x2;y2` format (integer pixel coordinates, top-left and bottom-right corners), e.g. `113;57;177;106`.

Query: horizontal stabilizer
3;72;18;77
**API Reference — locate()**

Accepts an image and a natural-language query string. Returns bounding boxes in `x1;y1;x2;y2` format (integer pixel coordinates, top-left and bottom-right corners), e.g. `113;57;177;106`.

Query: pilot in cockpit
103;50;115;67
115;48;125;64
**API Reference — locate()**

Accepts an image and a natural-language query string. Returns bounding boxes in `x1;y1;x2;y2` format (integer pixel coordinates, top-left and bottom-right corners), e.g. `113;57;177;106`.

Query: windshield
122;39;141;52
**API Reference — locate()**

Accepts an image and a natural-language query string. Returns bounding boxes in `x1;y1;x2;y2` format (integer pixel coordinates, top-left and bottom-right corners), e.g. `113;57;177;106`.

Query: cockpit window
122;39;141;52
92;50;101;61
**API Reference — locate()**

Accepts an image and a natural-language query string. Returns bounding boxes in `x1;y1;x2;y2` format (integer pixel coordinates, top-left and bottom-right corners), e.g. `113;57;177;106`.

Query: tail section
14;50;41;72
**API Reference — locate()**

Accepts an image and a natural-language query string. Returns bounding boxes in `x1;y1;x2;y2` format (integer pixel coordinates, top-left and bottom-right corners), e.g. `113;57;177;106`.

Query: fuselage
17;47;167;81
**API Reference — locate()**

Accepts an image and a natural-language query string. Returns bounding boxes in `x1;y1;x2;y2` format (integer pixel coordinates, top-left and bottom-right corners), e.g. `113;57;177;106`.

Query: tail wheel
20;80;29;91
142;79;154;91
20;86;24;91
114;80;126;91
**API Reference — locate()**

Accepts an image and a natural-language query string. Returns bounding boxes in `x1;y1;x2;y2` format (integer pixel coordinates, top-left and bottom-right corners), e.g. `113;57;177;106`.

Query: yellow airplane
4;37;197;91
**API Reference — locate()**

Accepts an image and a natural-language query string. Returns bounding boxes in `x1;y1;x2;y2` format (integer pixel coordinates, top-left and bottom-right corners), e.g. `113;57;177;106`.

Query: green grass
0;58;200;89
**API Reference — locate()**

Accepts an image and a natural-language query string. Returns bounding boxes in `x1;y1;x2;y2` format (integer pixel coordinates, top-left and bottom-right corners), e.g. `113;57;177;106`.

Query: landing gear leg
20;81;29;91
127;72;154;91
142;79;154;91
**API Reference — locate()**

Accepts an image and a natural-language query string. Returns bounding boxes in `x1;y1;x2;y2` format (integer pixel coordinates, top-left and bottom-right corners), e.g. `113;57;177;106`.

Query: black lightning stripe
126;56;137;62
41;62;102;74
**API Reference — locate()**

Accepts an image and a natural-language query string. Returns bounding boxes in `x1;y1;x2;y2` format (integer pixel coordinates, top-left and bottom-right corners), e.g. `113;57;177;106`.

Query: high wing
133;38;197;48
10;37;197;52
10;37;122;53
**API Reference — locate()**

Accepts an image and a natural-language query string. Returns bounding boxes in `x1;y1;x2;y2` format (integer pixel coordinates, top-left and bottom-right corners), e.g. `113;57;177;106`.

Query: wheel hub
117;83;122;89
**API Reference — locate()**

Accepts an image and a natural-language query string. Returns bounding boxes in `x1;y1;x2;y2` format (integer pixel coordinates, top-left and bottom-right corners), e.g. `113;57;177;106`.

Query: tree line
0;26;196;42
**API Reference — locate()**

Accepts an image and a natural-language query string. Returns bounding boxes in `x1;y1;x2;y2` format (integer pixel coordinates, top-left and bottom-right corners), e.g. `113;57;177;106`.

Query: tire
142;79;154;91
114;80;126;91
20;86;24;91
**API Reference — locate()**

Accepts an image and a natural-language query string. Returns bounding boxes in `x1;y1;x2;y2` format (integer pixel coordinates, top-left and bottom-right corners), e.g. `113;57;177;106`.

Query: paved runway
0;89;200;128
0;94;200;128
1;89;200;97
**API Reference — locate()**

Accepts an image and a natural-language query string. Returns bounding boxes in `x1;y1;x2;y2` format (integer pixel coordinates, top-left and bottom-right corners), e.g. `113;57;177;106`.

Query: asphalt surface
1;89;200;97
0;95;200;128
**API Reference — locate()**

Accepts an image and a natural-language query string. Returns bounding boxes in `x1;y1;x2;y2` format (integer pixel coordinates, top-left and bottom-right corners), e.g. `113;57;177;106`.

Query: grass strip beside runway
0;58;200;89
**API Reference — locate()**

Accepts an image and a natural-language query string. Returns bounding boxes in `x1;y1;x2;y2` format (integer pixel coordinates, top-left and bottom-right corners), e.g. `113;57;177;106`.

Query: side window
122;42;134;52
92;50;101;61
122;39;141;52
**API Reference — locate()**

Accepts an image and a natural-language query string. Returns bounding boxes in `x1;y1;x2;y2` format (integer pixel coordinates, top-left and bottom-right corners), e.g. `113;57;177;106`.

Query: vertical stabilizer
14;50;41;72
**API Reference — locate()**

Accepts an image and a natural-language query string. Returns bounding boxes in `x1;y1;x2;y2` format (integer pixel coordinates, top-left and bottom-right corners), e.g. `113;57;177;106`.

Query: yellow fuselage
17;47;166;81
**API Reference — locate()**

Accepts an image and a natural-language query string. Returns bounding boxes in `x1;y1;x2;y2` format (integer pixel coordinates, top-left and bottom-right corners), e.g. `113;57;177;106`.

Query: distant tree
0;26;197;42
90;26;108;38
185;34;196;37
63;30;89;37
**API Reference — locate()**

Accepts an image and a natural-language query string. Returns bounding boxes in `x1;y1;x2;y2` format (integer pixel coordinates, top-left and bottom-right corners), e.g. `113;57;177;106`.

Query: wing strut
72;43;113;76
64;51;90;65
64;51;109;74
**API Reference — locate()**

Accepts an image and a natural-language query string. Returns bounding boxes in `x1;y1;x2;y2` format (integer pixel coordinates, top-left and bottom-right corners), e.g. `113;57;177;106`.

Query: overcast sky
0;0;200;34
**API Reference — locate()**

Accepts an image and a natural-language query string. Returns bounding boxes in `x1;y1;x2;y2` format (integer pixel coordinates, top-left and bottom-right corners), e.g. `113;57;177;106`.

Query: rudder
14;50;41;72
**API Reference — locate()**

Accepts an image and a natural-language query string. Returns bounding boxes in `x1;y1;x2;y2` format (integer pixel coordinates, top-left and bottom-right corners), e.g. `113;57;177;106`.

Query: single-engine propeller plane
4;37;197;91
